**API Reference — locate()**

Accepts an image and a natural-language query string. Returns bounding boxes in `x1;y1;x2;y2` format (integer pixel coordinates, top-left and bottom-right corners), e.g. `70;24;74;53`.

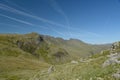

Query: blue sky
0;0;120;44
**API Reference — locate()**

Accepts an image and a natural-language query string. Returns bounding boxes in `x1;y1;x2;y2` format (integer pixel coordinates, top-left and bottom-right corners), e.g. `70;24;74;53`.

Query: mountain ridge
0;32;111;62
0;32;118;80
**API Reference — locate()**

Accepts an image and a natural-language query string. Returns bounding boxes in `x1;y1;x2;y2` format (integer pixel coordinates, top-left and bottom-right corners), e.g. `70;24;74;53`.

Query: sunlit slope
0;32;112;80
32;42;120;80
44;35;111;58
0;32;111;62
0;34;50;80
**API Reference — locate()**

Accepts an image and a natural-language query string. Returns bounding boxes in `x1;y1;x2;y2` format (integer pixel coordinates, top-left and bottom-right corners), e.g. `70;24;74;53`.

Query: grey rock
48;65;55;74
96;77;104;80
102;58;118;67
71;60;78;64
102;53;120;67
112;70;120;79
112;42;120;50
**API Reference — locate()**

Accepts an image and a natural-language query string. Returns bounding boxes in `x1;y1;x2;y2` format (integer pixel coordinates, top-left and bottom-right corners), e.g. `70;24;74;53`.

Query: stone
71;60;78;64
89;77;92;80
96;77;104;80
102;58;118;67
48;65;55;74
102;53;120;67
112;70;120;79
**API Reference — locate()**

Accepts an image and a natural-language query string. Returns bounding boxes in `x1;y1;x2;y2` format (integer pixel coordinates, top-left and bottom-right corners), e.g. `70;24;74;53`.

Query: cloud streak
0;2;72;37
44;23;66;36
69;31;102;39
0;13;49;30
0;3;66;28
0;3;102;41
0;23;25;29
0;13;34;26
3;0;29;12
49;0;72;36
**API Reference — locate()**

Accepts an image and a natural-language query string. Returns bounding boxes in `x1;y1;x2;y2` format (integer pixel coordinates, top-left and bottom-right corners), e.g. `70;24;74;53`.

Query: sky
0;0;120;44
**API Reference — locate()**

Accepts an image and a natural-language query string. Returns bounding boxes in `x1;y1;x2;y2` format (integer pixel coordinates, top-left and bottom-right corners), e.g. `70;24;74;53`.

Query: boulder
112;70;120;79
71;60;78;64
48;65;55;74
102;53;120;67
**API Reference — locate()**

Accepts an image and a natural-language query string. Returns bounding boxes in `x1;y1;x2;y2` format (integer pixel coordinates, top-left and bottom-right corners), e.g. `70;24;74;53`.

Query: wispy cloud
0;2;101;41
0;23;25;29
0;13;49;30
70;30;103;41
44;23;66;36
49;0;65;15
51;28;65;36
0;13;34;26
85;31;102;37
62;30;103;39
0;2;73;37
3;0;29;12
0;3;66;28
49;0;72;36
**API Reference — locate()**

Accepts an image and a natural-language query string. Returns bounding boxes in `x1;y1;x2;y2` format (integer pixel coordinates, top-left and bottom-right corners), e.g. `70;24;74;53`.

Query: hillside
37;41;120;80
15;41;120;80
0;32;112;80
0;32;111;61
43;33;111;58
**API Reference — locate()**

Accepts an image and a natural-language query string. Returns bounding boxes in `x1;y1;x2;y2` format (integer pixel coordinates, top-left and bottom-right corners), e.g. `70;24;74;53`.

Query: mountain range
0;32;115;80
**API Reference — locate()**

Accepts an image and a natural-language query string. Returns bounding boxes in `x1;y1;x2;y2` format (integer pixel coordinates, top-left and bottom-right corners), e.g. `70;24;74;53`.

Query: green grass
0;56;50;80
31;49;119;80
0;33;115;80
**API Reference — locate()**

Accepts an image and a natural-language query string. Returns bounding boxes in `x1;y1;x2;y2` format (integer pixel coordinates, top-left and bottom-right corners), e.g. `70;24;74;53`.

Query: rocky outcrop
102;53;120;67
111;42;120;53
16;34;44;54
102;42;120;67
112;42;120;50
53;50;68;58
112;70;120;79
52;48;69;63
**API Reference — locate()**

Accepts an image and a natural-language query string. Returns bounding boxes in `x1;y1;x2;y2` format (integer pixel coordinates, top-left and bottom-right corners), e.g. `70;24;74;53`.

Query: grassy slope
0;56;49;80
0;33;112;80
0;34;50;80
1;48;118;80
35;50;119;80
44;36;111;58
